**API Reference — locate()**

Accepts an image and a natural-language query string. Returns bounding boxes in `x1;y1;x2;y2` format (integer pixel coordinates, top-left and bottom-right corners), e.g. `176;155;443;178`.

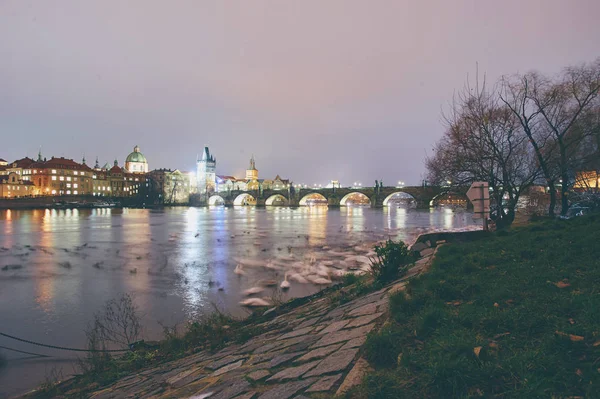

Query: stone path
60;244;439;399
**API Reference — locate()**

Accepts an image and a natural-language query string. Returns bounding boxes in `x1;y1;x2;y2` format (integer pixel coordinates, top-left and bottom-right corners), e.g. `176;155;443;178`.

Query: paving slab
345;312;384;328
296;317;321;329
247;369;270;381
303;348;359;377
206;355;247;370
340;336;367;350
213;359;244;376
277;326;314;340
294;343;343;363
266;360;322;382
257;378;318;399
269;352;305;368
232;393;257;399
347;302;378;317
319;320;349;335
306;373;343;392
336;358;372;396
311;323;376;348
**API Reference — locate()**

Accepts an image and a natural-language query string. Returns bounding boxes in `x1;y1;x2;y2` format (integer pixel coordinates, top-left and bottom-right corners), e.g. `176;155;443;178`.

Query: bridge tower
246;155;258;180
196;146;216;195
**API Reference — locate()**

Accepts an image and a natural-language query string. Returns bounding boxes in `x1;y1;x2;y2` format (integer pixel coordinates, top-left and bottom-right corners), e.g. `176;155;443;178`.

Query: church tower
245;155;259;181
197;146;216;194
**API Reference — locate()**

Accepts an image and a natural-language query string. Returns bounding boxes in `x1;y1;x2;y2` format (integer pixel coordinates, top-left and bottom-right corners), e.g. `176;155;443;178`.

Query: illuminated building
244;155;259;190
0;158;7;167
146;169;192;204
216;176;247;192
0;172;36;198
574;171;600;190
196;146;216;194
246;155;258;180
22;157;94;196
92;160;144;197
124;145;149;174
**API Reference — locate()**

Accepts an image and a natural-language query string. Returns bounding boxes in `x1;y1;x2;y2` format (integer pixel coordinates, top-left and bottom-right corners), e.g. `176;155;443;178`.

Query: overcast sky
1;1;599;185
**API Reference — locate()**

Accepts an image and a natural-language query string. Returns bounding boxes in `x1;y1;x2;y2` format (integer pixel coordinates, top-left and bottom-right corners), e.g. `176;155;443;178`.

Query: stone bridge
203;186;468;208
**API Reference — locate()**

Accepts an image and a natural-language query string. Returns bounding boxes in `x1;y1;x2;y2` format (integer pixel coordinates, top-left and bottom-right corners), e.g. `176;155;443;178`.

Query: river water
0;206;478;397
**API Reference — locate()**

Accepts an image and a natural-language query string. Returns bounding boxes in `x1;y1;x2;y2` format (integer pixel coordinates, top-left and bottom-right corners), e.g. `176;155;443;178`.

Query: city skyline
2;1;600;185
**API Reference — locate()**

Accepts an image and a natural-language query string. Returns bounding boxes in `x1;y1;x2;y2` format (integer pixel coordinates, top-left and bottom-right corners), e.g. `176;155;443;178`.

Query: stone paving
65;244;438;399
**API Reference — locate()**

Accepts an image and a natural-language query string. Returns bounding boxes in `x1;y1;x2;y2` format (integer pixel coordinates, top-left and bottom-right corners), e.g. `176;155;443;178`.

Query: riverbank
20;240;442;399
21;215;599;398
351;214;600;398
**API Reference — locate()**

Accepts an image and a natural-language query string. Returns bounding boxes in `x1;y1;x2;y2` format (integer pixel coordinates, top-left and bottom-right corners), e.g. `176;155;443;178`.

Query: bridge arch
208;195;225;206
233;193;257;206
382;191;417;207
299;193;328;206
265;194;289;206
340;192;371;206
429;192;468;208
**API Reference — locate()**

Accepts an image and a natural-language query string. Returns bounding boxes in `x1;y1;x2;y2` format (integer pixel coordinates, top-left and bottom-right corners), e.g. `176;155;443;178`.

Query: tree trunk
548;181;557;217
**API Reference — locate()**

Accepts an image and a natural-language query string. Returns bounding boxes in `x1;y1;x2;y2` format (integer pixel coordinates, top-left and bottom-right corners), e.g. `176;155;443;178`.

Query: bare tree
500;59;600;215
427;74;539;227
88;293;142;349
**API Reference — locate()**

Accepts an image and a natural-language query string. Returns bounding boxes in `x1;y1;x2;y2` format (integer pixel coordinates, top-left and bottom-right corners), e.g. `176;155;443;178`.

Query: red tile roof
29;157;93;171
11;157;36;168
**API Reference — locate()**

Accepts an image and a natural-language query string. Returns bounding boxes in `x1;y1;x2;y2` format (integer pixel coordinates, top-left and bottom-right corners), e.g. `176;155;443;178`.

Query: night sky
2;1;599;185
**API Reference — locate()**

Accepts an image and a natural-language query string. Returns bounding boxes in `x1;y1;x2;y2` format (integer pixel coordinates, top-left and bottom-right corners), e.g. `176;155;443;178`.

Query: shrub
368;240;413;283
363;326;403;368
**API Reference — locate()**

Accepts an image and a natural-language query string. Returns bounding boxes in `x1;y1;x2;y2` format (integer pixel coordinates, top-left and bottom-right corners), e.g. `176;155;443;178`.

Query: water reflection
0;206;478;398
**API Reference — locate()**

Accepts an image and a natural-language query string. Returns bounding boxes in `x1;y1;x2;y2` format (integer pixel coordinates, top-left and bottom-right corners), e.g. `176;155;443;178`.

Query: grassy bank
353;215;600;398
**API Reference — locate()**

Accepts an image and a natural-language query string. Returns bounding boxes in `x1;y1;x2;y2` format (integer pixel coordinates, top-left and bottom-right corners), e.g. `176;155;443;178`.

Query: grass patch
352;215;600;398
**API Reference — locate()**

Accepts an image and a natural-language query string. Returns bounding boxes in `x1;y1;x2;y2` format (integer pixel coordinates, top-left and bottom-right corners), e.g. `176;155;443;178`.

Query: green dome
125;145;147;164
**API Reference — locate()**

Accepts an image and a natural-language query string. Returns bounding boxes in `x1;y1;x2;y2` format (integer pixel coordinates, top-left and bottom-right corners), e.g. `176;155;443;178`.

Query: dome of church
125;145;147;164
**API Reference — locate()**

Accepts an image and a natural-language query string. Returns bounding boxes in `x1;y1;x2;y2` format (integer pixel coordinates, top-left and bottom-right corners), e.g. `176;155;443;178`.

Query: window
73;184;78;188
74;190;78;195
66;183;71;188
59;176;64;181
66;177;71;181
74;171;78;175
51;190;56;195
52;170;57;174
66;190;71;195
52;176;57;181
80;172;85;176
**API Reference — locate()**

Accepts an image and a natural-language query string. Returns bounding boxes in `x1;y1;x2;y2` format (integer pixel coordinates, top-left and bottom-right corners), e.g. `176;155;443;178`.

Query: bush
363;326;403;368
368;240;413;283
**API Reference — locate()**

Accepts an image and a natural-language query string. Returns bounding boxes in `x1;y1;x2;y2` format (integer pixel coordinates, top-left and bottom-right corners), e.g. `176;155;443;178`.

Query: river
0;206;478;397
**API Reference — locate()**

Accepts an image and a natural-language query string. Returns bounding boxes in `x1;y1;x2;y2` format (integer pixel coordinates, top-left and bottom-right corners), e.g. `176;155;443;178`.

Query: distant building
216;175;247;192
196;147;216;195
0;158;7;167
124;145;149;174
246;155;258;180
574;170;600;191
147;169;192;204
24;156;94;196
0;172;36;198
91;160;144;197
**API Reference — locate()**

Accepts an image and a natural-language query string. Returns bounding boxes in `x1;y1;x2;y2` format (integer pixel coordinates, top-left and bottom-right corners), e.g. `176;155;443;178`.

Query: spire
37;147;43;162
134;145;140;153
202;146;210;161
94;157;100;169
249;154;256;170
82;154;86;165
114;159;118;167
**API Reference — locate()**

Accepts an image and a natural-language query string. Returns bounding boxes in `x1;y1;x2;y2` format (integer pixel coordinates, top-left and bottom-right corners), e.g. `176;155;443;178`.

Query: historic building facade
146;169;194;204
124;145;149;174
0;172;36;198
19;156;94;196
92;160;145;197
196;147;216;195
